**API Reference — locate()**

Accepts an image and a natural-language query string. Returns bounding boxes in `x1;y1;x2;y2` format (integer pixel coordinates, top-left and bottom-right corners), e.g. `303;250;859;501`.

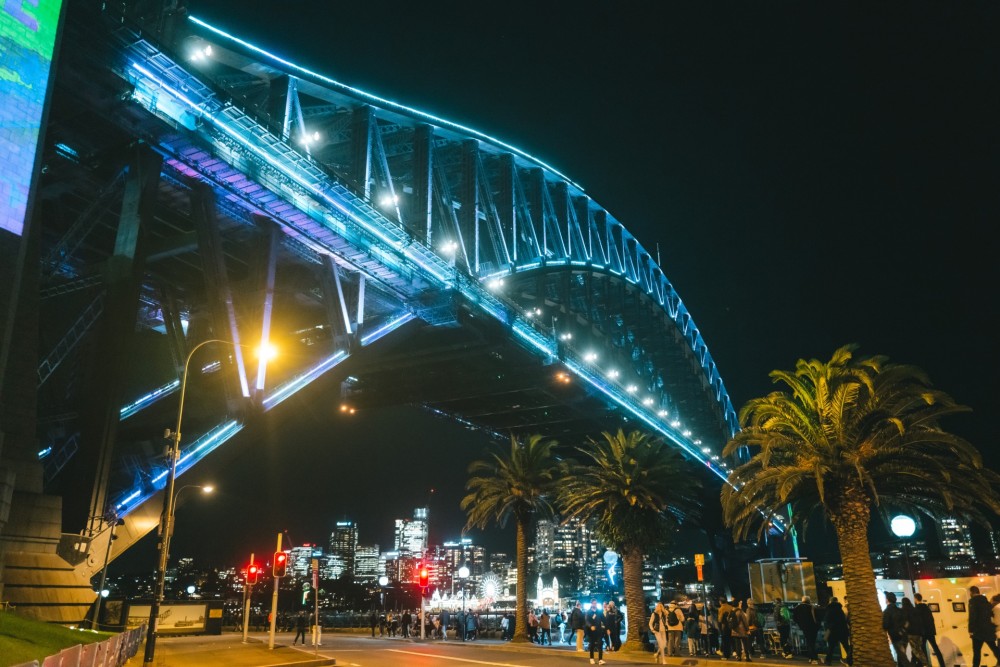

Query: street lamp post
891;514;917;597
144;338;252;664
378;575;388;637
458;565;469;642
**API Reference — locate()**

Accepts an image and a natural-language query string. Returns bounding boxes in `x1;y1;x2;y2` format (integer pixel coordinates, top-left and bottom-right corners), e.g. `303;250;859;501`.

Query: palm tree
461;434;558;643
721;345;1000;667
560;429;700;651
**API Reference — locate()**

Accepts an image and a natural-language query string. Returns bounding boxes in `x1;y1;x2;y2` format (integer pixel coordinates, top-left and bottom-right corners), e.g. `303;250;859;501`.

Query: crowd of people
367;607;512;641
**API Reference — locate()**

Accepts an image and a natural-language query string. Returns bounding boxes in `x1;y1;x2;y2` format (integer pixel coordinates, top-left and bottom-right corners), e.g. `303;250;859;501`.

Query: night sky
121;2;999;571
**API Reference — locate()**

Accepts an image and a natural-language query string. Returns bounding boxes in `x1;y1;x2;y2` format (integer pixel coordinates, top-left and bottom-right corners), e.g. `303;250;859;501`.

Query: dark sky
124;1;1000;571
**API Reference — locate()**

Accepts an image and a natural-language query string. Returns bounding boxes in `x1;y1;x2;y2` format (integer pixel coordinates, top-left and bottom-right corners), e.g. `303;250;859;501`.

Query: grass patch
0;611;111;667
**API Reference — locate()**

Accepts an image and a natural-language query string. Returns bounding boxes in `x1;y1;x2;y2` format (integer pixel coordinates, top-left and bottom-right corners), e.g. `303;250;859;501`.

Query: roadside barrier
11;623;146;667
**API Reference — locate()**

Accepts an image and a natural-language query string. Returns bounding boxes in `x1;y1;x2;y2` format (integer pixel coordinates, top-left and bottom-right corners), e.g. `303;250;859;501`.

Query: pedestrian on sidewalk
913;593;943;667
292;611;308;645
649;601;668;664
586;598;606;665
571;601;585;652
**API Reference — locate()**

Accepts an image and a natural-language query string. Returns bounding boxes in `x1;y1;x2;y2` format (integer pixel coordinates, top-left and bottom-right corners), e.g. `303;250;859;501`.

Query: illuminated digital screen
1;0;64;236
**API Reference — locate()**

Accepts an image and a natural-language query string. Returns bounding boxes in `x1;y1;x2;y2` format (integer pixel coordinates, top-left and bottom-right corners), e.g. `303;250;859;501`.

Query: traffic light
247;563;260;584
273;551;288;578
418;565;429;590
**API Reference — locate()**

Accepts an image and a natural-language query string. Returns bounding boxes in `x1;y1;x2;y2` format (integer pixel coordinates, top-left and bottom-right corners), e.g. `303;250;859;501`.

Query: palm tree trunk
621;548;646;651
830;498;895;667
512;517;529;643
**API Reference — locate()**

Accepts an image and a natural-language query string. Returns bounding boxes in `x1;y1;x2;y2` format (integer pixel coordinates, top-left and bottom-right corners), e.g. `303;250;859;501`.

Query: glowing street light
145;340;269;663
891;514;917;595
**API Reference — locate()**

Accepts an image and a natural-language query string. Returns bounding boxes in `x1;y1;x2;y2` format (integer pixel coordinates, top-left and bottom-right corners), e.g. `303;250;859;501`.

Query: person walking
746;599;763;657
912;593;943;667
293;611;308;645
528;609;539;643
793;596;821;664
731;601;753;662
774;598;794;659
571;601;586;652
607;602;622;651
900;598;926;667
686;604;700;656
440;607;451;640
969;585;999;667
822;597;851;666
718;598;735;659
697;601;711;656
540;610;551;645
401;609;411;638
649;601;668;664
666;602;684;657
369;610;377;638
882;592;910;667
466;612;478;641
586;598;606;665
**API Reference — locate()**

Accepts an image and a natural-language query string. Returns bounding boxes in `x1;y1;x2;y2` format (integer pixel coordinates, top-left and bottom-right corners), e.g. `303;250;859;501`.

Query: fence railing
11;623;146;667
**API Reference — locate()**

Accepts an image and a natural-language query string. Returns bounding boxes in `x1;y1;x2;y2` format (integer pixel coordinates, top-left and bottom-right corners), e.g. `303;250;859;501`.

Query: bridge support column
192;183;251;405
252;217;280;398
460;140;479;274
0;178;96;621
411;125;434;245
319;255;354;351
71;145;163;536
351;106;374;199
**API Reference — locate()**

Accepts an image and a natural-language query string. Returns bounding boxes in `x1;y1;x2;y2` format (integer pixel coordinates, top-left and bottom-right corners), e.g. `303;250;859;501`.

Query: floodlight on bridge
584;352;598;362
626;385;637;393
607;370;620;379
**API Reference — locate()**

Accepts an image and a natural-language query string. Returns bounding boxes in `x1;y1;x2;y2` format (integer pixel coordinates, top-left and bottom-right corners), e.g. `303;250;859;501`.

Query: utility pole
269;533;281;649
312;557;321;651
242;552;253;643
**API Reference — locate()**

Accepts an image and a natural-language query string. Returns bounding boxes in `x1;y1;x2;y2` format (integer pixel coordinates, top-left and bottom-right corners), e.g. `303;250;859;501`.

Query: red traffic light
418;565;429;589
273;551;288;578
247;563;260;584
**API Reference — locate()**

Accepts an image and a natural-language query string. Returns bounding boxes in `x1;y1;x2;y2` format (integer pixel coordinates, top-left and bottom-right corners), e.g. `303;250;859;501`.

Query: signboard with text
1;0;65;237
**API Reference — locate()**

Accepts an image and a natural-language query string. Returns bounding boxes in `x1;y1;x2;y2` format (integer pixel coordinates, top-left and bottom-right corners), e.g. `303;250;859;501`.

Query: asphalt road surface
272;633;645;667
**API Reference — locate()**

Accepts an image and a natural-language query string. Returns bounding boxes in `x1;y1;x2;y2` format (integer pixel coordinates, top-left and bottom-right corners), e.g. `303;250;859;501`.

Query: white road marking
386;649;534;666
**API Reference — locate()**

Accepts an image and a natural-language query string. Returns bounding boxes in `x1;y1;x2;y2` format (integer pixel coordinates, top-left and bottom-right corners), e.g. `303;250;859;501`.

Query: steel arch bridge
5;2;741;620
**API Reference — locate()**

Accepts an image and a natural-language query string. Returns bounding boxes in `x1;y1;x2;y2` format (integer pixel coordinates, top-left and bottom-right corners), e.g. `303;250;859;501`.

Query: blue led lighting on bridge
187;16;582;190
119;379;180;420
360;313;415;345
262;350;347;411
128;63;454;288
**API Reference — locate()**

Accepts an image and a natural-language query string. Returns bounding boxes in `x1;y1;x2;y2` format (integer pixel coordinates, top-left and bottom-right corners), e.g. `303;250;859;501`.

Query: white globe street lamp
890;514;917;596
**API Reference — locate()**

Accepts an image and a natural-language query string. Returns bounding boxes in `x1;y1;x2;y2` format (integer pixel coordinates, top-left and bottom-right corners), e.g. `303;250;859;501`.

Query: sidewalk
123;635;335;667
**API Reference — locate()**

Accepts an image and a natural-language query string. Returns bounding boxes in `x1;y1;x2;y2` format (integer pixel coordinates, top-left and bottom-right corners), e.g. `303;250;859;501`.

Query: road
142;631;815;666
252;632;646;666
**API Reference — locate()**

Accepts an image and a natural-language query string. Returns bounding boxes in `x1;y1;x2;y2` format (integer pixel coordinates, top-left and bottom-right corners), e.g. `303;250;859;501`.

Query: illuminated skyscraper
939;516;976;560
289;544;322;579
394;507;429;556
534;516;603;590
329;521;359;576
354;544;381;581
